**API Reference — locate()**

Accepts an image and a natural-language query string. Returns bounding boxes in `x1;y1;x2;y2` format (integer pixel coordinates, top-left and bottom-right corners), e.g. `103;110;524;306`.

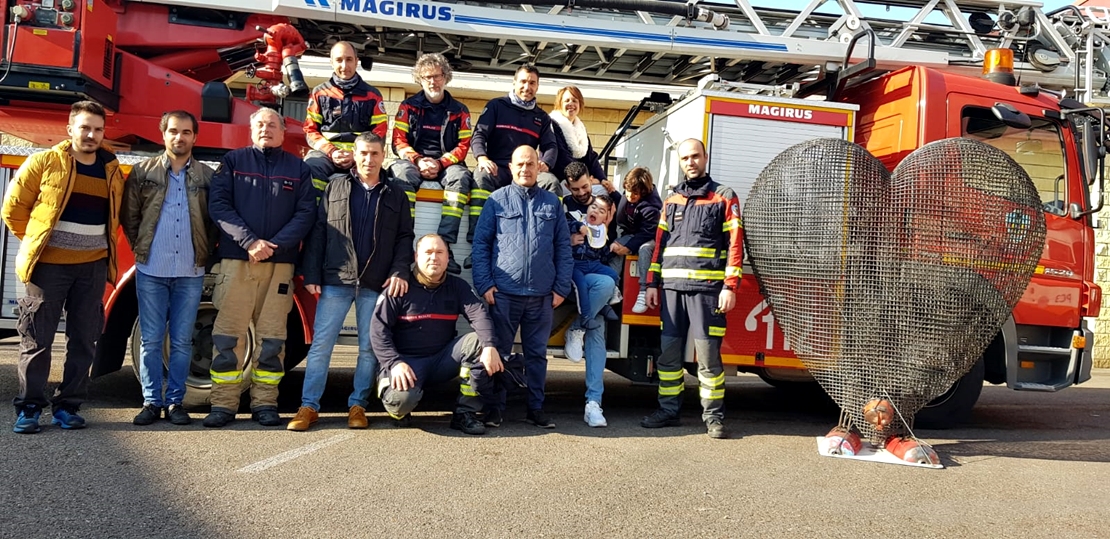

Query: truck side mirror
991;102;1032;129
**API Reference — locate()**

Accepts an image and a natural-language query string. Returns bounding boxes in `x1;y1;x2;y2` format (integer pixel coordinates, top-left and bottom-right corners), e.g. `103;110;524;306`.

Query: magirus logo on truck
326;0;454;21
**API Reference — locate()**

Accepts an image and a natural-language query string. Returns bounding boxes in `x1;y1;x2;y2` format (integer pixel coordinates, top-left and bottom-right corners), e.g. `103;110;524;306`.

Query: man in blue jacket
471;145;573;428
204;108;317;428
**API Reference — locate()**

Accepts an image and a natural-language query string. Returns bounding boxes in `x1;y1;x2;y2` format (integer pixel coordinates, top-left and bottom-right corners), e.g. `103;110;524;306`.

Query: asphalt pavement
0;338;1107;539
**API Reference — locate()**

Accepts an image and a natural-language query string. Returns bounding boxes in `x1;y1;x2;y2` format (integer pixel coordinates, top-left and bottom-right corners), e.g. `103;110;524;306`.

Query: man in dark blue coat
471;145;573;429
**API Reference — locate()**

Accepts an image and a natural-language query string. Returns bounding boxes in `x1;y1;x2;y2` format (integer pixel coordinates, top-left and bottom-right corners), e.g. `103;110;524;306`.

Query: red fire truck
0;0;1102;422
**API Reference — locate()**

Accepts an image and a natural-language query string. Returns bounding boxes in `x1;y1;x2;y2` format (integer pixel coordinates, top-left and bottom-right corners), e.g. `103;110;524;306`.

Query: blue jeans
572;273;615;405
135;272;204;407
572;259;618;326
299;285;379;410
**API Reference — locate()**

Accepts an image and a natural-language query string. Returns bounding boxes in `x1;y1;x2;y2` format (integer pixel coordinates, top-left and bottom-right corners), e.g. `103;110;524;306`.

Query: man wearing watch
639;138;744;439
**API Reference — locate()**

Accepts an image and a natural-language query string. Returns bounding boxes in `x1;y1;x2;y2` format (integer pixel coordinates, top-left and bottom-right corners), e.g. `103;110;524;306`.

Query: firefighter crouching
372;234;503;435
204;108;317;428
641;138;743;440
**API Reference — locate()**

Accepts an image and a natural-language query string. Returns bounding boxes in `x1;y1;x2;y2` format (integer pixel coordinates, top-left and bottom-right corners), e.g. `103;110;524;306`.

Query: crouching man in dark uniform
372;233;503;434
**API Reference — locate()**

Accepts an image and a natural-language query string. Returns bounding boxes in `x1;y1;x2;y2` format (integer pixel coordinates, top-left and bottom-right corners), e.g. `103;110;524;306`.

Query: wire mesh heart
743;137;1046;440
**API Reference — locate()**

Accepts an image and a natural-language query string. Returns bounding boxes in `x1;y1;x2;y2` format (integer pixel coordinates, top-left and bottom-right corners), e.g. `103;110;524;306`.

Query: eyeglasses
419;72;445;82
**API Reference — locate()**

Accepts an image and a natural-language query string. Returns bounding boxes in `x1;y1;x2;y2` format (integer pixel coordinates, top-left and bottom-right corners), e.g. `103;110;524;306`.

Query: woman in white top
551;85;612;196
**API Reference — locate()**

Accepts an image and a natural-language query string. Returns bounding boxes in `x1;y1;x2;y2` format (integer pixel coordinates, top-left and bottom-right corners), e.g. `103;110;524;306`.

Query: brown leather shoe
286;406;318;432
348;405;369;429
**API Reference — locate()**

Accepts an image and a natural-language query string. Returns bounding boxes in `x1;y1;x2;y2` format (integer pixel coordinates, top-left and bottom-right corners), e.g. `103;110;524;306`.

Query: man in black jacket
372;234;502;434
287;132;415;432
204;107;317;428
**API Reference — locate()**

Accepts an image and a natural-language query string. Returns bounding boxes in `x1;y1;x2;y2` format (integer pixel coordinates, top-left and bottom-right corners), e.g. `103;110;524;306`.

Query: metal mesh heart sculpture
743;137;1046;450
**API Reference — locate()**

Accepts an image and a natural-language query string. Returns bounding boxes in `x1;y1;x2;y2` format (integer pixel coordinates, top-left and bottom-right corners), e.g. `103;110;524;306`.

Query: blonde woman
551;86;612;196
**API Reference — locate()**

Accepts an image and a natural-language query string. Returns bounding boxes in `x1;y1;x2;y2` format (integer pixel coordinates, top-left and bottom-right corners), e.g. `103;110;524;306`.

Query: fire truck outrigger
0;0;1103;424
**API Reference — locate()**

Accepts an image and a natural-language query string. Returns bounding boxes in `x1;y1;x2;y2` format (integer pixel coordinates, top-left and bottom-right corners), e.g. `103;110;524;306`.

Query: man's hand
477;156;497;175
384;275;408;297
600;178;617;193
247;239;276;263
390;362;417;391
552;293;565;308
418;158;442;180
538;161;550;173
483;286;498;305
479;347;503;375
330;149;353;169
579;225;589;236
646;288;659;310
717;289;736;314
609;242;631;256
305;284;321;295
570;233;585;247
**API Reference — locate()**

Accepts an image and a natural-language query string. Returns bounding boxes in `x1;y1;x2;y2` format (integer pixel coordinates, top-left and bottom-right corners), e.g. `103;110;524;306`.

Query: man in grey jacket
122;110;217;427
471;145;573;429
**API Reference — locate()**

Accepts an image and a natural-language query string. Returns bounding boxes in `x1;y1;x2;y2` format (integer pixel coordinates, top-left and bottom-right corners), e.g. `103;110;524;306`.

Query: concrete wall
1093;203;1110;368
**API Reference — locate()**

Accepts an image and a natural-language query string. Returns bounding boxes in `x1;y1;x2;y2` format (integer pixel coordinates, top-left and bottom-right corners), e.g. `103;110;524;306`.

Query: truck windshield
961;107;1066;211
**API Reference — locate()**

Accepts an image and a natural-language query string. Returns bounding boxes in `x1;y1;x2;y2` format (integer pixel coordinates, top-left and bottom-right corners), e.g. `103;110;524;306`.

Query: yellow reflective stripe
458;129;472;138
661;269;725;280
327;141;355;150
251;370;284;385
698;372;725;387
210;370;243;384
699;388;725;400
725;266;742;277
663;246;718;258
306;111;323;123
460;384;478;397
657;369;684;381
468;207;483;216
371;114;389;124
405;191;416;202
444;191;469;203
708;326;726;337
657;221;670;232
312;178;329;191
470;189;490;201
459;367;470;379
410;208;416;217
722;218;740;232
441;207;464;218
388;412;407;420
659;385;684;396
394;121;410;132
443;154;460;164
648;263;661;273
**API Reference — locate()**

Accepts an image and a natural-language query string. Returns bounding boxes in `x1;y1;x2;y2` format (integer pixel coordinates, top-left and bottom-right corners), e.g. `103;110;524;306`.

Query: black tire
755;370;822;393
915;357;985;429
129;302;252;409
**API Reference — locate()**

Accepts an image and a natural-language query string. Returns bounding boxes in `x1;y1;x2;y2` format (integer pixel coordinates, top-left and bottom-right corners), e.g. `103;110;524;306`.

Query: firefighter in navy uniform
641;138;743;439
303;41;390;194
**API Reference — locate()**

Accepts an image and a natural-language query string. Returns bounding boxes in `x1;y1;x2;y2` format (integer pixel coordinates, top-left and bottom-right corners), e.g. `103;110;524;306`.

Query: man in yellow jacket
1;100;126;434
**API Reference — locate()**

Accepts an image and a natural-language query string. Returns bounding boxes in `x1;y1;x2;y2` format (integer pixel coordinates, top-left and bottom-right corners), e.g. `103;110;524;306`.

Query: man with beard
371;234;502;434
3;101;126;433
303;41;389;193
390;53;473;238
641;138;743;439
122;110;218;426
462;63;561;270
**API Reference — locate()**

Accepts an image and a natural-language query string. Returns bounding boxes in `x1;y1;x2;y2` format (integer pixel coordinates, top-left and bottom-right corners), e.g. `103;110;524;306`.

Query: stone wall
1092;203;1110;368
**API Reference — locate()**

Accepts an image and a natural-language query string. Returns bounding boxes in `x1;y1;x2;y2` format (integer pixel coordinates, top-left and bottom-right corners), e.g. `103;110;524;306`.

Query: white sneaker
584;401;607;427
631;291;648;313
609;287;623;305
564;328;585;362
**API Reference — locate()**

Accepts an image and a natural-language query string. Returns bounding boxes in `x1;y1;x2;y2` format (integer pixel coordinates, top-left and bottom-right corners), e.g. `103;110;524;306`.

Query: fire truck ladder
139;0;1110;101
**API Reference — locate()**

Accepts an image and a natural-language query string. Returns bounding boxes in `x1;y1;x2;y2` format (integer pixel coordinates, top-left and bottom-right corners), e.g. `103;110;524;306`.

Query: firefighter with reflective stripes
371;234;502;435
388;53;474;268
641;139;743;439
303;41;390;194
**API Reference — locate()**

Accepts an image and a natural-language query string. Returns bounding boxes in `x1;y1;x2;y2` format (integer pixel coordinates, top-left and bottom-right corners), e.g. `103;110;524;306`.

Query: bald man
471;145;573;429
303;41;389;193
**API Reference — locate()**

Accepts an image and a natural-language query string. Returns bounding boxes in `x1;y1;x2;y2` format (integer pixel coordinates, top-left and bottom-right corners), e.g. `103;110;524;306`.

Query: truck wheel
914;357;985;429
129;302;254;409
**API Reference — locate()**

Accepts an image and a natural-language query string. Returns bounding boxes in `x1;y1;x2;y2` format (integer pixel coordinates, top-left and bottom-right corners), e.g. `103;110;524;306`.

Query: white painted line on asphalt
236;432;356;474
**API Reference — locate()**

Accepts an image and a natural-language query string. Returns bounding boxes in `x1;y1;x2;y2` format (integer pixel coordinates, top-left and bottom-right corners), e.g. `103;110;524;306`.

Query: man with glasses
390;53;474;271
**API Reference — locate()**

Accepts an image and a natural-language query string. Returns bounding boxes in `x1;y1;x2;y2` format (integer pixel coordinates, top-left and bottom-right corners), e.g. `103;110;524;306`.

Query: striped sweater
39;157;108;264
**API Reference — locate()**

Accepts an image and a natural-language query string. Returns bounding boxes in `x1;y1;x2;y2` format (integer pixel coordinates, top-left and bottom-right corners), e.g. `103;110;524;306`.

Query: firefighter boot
644;335;685;427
